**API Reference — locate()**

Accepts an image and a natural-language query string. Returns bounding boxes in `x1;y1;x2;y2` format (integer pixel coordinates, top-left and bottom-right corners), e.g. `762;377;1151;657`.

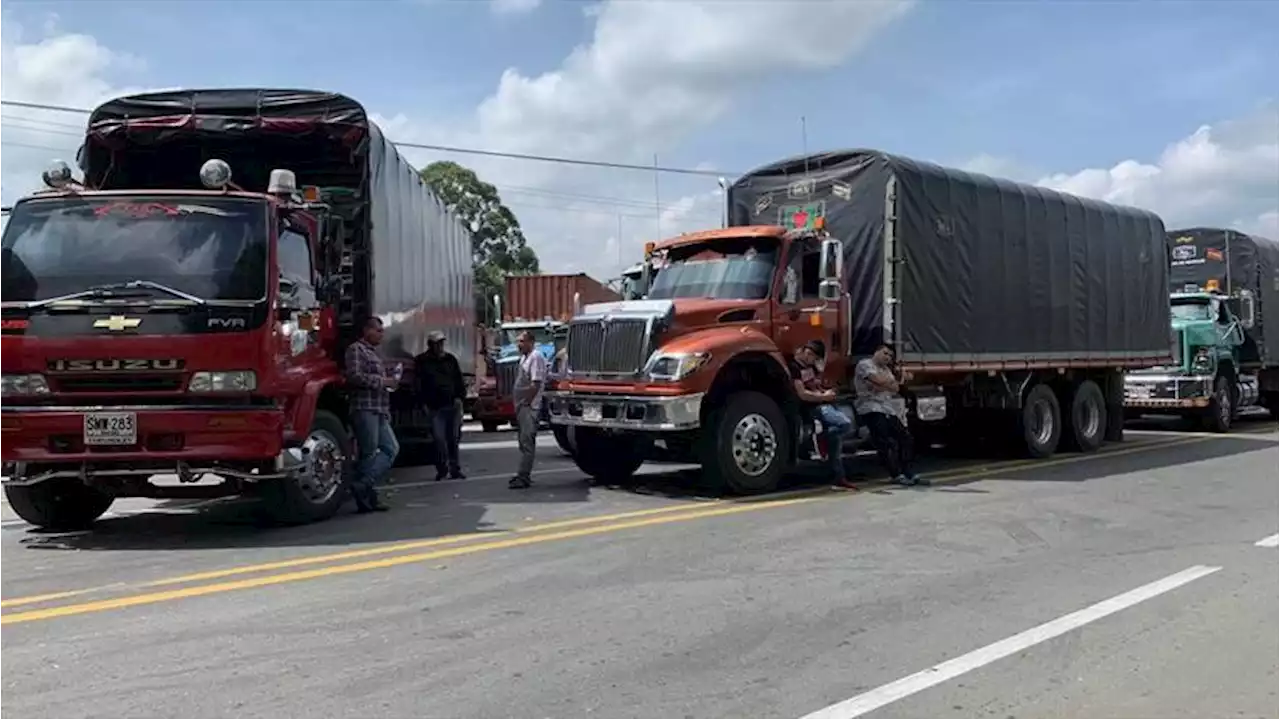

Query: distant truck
0;88;474;530
503;273;619;323
1125;228;1279;430
548;149;1171;493
472;316;567;432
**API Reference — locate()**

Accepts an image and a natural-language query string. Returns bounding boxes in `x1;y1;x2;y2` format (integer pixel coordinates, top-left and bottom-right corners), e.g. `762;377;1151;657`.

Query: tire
1261;391;1278;420
572;428;644;481
260;409;351;525
1017;384;1062;459
1202;375;1233;433
701;391;790;494
1061;380;1106;453
480;420;500;433
553;424;577;457
3;478;114;531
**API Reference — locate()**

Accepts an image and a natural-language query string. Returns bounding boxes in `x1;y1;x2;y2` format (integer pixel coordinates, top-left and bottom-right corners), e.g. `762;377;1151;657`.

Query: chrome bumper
1123;374;1212;409
546;391;704;432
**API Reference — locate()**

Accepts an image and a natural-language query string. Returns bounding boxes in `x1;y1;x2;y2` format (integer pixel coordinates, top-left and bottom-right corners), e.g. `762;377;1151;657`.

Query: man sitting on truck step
344;316;399;512
790;341;856;489
854;345;925;487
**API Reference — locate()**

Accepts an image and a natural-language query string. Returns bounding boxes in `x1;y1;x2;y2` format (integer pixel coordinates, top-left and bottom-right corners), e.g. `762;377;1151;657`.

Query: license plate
582;403;602;422
1128;386;1152;399
83;412;138;446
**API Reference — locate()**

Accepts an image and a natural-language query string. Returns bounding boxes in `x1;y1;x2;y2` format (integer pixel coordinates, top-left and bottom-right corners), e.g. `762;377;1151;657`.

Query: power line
0;98;734;178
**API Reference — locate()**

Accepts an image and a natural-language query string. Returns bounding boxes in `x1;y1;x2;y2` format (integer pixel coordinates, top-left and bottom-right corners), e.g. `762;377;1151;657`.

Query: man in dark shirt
344;316;398;512
790;340;855;488
415;331;466;481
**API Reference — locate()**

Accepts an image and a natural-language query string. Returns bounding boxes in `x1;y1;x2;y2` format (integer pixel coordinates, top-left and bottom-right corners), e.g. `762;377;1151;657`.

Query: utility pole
653;153;662;238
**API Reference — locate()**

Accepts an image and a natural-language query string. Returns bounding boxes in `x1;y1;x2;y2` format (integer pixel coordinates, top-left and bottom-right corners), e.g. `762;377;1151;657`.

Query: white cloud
490;0;541;16
1033;104;1279;239
386;0;914;281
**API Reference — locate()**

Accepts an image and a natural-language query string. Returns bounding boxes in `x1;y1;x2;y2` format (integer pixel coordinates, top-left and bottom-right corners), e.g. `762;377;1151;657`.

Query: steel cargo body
504;274;620;322
81;88;475;374
1168;227;1279;367
727;149;1171;367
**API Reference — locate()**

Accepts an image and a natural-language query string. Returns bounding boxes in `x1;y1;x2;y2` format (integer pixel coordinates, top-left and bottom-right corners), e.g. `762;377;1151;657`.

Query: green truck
1124;228;1279;431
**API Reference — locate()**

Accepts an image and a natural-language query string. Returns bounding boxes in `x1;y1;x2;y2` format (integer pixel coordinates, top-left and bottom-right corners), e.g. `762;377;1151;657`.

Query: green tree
419;160;540;323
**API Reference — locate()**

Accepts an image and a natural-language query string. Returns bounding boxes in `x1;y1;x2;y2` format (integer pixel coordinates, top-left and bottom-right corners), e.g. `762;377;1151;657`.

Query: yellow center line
1;496;826;625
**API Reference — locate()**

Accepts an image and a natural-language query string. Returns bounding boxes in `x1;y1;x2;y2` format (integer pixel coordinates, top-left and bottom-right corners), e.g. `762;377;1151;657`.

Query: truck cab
547;223;850;493
472;318;566;432
1124;287;1263;431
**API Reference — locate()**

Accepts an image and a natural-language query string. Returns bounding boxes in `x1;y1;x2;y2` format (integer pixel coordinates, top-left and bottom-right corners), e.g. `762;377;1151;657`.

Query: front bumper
546;391;704;432
471;394;515;422
1123;374;1212;409
1;404;288;486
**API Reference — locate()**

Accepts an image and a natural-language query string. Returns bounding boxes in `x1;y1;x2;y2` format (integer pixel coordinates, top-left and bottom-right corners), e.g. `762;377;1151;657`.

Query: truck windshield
1;196;268;303
646;239;777;301
1170;301;1213;321
501;327;558;346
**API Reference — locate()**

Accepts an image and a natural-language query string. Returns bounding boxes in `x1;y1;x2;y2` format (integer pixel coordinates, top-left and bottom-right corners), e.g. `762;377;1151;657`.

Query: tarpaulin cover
81;88;475;368
727;149;1171;365
1168;227;1279;366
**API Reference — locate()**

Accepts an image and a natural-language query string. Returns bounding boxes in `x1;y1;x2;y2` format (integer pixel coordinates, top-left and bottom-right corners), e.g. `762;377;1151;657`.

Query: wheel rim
731;413;777;477
1217;382;1230;425
296;429;345;505
1079;398;1101;439
1031;399;1055;446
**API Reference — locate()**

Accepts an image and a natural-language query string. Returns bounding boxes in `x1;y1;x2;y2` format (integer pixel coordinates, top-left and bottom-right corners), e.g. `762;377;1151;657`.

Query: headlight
1;373;51;397
188;370;257;392
643;351;711;381
1191;349;1213;374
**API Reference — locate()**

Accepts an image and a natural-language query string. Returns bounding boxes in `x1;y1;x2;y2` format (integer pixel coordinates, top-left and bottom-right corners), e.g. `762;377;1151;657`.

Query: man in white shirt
510;330;548;489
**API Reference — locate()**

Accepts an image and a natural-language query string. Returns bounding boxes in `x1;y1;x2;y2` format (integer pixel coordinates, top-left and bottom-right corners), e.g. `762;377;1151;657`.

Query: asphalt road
2;419;1277;719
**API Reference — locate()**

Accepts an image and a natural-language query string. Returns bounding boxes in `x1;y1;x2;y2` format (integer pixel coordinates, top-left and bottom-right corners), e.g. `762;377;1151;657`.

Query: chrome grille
567;318;651;375
495;360;519;399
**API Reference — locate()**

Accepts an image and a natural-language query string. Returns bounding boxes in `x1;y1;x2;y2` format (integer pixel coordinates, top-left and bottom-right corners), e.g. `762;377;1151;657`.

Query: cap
427;331;446;343
803;340;825;357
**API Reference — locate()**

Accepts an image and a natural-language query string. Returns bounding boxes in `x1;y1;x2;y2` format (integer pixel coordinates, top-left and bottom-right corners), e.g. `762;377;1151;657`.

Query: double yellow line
0;433;1239;625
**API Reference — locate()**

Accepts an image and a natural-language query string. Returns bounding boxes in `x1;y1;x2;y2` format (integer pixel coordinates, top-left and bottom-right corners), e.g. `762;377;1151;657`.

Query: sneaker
908;473;930;487
450;469;466;480
508;476;532;490
835;478;859;491
894;474;916;486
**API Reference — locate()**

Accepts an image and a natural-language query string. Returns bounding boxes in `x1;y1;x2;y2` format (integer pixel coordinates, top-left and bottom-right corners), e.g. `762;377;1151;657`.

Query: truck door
274;222;326;394
776;238;844;382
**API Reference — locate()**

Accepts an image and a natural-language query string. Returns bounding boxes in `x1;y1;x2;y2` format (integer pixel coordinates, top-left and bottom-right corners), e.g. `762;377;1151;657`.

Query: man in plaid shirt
344;317;398;512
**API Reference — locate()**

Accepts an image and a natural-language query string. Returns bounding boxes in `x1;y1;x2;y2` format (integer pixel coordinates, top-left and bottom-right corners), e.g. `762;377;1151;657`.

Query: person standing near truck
790;341;856;488
415;331;466;481
854;345;925;487
344;317;398;512
510;330;548;489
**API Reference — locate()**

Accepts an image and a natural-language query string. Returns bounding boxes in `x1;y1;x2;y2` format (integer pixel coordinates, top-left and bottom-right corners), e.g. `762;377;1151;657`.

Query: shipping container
504;273;620;322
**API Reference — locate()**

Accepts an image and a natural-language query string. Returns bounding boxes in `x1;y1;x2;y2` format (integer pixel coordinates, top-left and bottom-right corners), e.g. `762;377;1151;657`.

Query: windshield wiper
27;281;207;309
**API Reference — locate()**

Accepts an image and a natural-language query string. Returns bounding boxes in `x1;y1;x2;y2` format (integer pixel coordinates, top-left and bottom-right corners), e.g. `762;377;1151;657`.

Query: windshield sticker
778;202;826;230
92;202;235;219
787;178;815;199
1171;245;1197;262
831;180;852;200
1205;248;1224;262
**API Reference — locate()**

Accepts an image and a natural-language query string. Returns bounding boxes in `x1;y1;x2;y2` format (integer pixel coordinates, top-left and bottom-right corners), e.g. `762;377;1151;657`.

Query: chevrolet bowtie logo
93;315;143;331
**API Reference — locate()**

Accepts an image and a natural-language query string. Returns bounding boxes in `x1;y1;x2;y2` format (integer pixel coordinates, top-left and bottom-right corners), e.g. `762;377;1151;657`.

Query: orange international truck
547;150;1173;493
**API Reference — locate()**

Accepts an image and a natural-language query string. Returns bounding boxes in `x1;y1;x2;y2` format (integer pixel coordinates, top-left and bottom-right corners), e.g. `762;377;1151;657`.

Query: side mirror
818;279;842;302
1238;289;1256;330
818;237;843;281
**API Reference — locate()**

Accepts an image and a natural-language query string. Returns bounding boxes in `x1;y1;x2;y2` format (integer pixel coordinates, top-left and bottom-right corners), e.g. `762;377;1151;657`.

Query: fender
284;376;345;445
660;325;789;381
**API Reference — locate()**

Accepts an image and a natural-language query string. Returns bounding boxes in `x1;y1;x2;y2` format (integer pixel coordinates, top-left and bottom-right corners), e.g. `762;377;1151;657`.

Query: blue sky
2;0;1276;279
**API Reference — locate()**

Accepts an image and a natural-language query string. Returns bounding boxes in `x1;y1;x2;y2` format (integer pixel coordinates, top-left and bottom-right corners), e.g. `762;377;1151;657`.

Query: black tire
1017;384;1062;459
1061;380;1106;453
260;409;352;525
572;428;644;481
1202;375;1233;433
3;478;114;531
552;424;577;457
1261;391;1278;420
701;391;790;494
480;420;501;433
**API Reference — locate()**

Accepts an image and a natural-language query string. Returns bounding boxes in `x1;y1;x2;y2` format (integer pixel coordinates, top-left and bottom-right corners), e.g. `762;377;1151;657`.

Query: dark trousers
861;411;914;478
431;404;462;474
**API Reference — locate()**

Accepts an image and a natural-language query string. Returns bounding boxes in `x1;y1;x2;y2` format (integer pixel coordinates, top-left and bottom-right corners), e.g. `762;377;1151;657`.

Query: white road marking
1254;533;1279;548
798;564;1223;719
1126;428;1277;441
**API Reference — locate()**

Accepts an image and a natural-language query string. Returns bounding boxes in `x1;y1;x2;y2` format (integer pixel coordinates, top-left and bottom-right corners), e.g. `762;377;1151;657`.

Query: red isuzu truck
0;88;474;530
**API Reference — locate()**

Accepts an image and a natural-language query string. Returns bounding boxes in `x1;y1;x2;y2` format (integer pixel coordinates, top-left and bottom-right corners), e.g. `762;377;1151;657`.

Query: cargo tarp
728;150;1171;365
1168;227;1279;366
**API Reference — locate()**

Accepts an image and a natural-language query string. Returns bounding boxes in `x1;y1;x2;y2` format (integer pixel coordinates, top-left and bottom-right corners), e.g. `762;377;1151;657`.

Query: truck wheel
1061;380;1106;453
572;429;644;481
1017;384;1062;459
553;424;577;457
703;391;790;494
3;479;114;531
480;420;501;433
1202;376;1233;433
1262;391;1279;419
260;409;351;525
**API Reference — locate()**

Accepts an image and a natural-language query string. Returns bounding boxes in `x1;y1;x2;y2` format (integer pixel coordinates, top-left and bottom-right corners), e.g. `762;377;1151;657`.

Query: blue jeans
431;404;461;474
351;411;399;506
815;404;853;480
